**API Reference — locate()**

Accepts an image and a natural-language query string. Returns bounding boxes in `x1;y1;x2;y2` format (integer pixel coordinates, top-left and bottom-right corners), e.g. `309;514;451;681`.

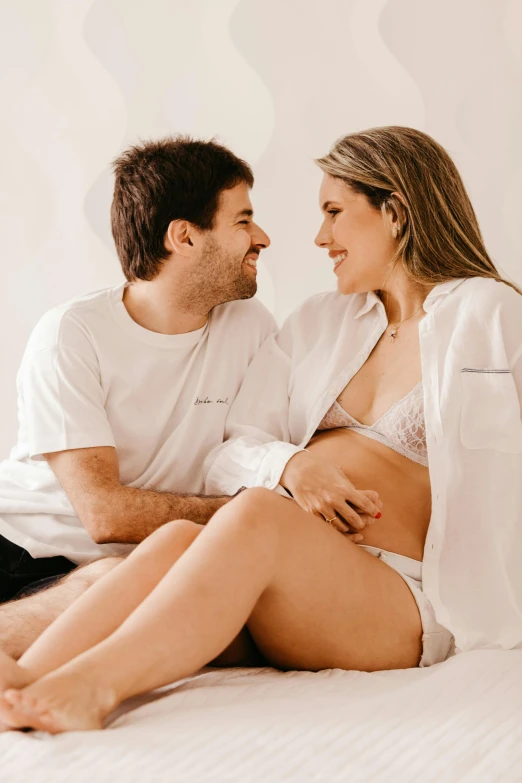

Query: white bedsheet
2;650;522;782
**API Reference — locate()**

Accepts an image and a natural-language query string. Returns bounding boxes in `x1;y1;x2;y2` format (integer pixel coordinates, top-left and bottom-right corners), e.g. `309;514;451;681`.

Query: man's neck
122;280;208;335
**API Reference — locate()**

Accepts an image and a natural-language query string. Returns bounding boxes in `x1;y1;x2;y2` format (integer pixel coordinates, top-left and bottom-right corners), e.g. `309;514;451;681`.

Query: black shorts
0;534;76;604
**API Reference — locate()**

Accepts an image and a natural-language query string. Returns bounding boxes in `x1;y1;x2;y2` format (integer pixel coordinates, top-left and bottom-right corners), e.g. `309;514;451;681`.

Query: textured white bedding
1;650;522;783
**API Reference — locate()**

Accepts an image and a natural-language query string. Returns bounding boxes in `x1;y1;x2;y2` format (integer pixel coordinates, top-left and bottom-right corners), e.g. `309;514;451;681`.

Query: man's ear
164;220;196;257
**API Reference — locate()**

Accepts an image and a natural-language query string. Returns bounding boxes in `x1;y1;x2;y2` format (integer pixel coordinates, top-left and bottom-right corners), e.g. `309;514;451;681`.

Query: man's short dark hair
110;136;254;281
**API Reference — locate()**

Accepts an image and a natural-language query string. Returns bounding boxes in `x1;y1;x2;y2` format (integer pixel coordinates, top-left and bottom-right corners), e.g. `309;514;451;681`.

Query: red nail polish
375;512;382;519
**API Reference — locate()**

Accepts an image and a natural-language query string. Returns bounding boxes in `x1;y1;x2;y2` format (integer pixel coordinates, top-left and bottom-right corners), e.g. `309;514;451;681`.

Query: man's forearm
93;486;232;544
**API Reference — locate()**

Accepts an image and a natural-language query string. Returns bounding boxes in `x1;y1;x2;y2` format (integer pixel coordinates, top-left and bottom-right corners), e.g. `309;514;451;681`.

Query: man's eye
238;220;251;225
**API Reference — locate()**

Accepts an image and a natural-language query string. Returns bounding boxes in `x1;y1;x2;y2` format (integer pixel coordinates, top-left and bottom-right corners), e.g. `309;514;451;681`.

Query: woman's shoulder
448;278;522;357
456;276;522;310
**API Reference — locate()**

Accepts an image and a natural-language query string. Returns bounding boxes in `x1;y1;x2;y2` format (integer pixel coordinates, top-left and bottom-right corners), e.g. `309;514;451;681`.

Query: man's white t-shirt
0;283;276;564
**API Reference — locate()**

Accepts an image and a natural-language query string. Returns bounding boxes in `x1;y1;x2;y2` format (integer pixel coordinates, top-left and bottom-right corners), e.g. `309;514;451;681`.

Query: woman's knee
227;487;278;520
215;488;290;547
140;519;204;554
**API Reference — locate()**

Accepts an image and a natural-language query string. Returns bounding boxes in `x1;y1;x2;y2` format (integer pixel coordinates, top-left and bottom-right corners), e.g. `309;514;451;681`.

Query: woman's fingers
337;472;382;517
315;509;364;541
344;531;364;542
312;509;351;535
347;488;382;519
333;501;366;530
360;489;384;511
357;513;375;528
294;479;383;535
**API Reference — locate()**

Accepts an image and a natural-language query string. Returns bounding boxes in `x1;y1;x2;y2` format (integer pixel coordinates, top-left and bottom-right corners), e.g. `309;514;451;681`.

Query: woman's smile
331;250;347;273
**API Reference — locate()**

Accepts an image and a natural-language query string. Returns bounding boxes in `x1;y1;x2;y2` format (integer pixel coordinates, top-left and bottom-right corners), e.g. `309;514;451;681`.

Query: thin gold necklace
388;303;425;343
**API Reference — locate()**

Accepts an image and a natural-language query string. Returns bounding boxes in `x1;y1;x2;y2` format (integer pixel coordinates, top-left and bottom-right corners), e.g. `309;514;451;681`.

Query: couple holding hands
0;126;521;734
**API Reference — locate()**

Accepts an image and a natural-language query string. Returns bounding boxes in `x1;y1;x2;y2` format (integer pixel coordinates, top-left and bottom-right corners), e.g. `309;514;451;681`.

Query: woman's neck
377;280;435;325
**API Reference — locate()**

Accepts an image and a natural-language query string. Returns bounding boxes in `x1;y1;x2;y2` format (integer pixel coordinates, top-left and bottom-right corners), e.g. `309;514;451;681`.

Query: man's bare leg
0;558;123;660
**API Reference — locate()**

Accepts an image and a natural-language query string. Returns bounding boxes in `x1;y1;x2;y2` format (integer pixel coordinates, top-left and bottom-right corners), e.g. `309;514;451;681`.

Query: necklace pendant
390;330;397;342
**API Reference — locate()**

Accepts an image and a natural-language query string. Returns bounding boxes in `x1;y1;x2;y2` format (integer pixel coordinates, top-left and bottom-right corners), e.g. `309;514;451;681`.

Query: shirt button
329;386;337;395
264;480;271;488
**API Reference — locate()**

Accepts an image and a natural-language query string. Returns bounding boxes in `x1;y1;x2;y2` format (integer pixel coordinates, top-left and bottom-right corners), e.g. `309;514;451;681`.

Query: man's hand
45;446;230;545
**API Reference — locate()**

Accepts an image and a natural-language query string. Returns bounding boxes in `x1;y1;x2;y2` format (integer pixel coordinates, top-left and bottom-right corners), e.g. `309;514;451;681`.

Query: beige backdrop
1;0;522;457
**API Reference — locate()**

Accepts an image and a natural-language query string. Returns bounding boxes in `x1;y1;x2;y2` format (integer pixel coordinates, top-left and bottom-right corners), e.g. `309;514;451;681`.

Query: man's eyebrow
234;208;254;219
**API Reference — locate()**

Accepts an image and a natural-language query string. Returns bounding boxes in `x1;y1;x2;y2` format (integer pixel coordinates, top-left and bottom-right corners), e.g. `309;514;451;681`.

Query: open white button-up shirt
204;277;522;652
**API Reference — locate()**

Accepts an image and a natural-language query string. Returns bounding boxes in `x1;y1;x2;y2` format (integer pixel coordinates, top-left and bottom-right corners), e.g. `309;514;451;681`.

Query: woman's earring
393;224;399;239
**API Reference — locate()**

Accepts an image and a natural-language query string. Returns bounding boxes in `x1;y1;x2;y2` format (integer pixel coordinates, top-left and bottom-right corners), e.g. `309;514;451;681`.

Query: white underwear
359;544;455;667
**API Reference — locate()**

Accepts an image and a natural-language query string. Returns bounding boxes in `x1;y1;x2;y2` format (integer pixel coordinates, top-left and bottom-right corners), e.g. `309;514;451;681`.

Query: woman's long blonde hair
316;126;522;296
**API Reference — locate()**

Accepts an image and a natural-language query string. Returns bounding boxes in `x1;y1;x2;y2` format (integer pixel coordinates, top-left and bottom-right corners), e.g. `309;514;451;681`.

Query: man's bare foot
0;668;117;733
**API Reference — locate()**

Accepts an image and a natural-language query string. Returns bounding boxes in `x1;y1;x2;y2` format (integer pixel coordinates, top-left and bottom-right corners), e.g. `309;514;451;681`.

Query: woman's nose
314;224;330;248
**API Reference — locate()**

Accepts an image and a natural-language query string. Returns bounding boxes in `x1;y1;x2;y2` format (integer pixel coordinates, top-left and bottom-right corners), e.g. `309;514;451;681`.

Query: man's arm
45;446;232;545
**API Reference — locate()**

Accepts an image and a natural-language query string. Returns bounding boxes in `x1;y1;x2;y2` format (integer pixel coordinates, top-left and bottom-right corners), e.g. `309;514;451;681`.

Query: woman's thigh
157;521;265;668
239;489;422;672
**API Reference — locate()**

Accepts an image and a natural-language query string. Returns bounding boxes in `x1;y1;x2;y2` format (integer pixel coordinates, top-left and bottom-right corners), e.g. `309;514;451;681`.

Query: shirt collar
353;278;467;320
422;278;467;311
353;290;382;319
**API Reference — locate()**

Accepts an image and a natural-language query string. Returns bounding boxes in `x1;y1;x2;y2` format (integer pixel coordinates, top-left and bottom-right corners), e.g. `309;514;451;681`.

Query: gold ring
325;516;337;524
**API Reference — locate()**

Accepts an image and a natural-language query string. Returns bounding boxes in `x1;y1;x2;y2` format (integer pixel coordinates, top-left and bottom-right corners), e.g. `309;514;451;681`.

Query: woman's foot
0;668;117;733
0;650;31;692
0;650;35;730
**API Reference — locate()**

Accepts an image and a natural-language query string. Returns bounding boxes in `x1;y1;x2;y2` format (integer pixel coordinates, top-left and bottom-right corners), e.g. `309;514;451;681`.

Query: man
0;136;275;658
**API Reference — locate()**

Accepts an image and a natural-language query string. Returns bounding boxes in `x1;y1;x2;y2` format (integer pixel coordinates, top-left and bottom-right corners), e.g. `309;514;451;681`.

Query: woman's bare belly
305;428;432;561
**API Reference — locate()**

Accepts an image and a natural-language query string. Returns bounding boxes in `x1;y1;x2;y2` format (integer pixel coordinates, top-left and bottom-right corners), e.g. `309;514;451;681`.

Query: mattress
1;649;522;782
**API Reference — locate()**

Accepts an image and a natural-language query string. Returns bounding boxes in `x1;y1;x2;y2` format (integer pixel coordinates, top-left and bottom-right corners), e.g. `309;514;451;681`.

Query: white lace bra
316;381;428;467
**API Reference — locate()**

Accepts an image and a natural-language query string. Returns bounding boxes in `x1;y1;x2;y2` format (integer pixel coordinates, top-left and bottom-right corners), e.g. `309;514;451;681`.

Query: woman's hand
280;450;383;536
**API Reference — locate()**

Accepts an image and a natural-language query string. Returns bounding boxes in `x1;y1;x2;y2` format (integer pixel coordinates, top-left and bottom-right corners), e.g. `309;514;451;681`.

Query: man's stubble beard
179;237;257;314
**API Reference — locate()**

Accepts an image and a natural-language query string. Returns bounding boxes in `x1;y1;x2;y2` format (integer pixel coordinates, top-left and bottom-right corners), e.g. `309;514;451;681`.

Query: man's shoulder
26;285;122;354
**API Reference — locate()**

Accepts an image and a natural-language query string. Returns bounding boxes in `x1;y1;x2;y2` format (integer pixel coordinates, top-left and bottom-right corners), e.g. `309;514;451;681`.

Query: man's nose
252;223;270;250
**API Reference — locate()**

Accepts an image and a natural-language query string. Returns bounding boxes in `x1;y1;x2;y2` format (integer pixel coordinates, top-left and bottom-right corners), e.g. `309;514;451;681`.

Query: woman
1;126;522;734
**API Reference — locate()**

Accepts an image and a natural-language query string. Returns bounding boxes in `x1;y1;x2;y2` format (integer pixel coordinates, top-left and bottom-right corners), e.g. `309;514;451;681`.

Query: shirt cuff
255;442;305;490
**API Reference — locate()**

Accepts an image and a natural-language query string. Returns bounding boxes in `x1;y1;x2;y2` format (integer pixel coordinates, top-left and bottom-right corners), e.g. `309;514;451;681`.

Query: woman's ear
391;191;407;207
164;220;196;257
388;193;408;237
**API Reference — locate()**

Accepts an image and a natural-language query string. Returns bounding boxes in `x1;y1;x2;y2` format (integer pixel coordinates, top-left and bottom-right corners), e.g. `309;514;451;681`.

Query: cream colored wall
1;0;522;457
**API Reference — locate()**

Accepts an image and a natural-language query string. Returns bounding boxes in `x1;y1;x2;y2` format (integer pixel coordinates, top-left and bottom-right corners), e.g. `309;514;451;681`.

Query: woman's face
315;174;397;295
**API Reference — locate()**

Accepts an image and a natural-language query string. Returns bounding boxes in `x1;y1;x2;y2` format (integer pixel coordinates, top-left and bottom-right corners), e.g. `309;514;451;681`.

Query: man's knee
69;556;124;588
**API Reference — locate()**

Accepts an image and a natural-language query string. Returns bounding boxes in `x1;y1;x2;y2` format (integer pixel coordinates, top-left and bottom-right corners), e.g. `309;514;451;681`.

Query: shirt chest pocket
460;368;522;453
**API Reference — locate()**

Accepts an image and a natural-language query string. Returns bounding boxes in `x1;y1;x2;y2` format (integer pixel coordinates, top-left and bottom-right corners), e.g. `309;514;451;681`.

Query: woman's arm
203;326;303;495
203;299;382;530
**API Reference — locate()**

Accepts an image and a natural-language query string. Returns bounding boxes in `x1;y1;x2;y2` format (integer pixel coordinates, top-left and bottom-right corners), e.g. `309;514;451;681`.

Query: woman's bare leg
0;521;203;696
0;520;262;704
0;489;422;733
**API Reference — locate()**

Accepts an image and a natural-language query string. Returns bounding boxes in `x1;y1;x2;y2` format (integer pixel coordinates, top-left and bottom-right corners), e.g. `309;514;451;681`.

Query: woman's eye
327;210;340;217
